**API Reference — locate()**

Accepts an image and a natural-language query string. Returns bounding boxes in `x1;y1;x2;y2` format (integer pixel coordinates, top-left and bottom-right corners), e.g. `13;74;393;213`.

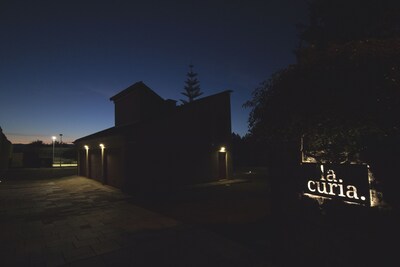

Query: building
0;127;12;175
74;81;232;192
10;144;77;168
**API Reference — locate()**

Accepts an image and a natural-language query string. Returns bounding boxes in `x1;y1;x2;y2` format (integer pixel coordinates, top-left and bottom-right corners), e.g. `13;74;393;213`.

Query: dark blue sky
0;0;307;144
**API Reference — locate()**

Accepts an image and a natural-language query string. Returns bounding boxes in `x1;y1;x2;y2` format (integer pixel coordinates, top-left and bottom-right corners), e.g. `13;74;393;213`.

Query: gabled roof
74;126;119;143
109;81;164;102
188;90;232;104
75;89;232;143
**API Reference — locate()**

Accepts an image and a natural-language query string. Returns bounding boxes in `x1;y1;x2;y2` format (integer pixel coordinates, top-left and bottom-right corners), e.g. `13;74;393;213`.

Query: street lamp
59;134;63;167
52;136;56;167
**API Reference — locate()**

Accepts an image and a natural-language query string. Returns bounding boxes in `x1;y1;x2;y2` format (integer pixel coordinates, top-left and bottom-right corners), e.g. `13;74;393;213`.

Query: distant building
0;127;12;174
11;144;76;168
74;81;232;192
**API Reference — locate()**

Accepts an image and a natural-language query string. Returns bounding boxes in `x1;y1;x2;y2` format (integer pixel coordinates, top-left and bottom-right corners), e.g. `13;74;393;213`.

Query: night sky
0;0;307;144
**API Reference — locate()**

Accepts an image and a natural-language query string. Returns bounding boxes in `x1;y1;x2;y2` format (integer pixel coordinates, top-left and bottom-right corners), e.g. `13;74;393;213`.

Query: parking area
0;173;270;266
2;168;397;267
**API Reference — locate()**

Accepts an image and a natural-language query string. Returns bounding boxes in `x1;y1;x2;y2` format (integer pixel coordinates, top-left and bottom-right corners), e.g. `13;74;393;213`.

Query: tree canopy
297;0;400;48
245;0;400;164
180;64;203;104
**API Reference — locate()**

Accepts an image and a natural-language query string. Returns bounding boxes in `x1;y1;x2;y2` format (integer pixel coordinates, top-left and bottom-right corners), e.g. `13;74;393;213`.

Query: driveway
0;173;270;266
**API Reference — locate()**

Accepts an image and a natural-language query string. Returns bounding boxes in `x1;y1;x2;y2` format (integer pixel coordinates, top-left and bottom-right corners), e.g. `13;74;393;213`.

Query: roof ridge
109;81;164;102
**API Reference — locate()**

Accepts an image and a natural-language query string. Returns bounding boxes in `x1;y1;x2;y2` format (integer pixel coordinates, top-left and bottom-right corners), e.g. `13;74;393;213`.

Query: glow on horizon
0;1;305;146
4;133;76;144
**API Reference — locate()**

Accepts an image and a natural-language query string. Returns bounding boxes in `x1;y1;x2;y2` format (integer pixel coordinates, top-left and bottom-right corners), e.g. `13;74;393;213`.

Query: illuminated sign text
302;164;370;205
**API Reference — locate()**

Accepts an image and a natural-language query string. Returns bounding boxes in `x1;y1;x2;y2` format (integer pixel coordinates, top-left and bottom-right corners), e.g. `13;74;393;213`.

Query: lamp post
59;134;63;167
52;136;56;167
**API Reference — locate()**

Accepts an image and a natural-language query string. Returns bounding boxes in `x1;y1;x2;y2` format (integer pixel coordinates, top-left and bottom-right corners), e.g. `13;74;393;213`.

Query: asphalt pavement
0;171;272;267
2;168;398;267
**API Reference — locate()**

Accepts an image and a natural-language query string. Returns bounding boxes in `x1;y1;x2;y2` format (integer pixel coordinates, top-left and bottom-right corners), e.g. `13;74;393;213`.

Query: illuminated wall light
219;146;226;152
99;143;105;149
84;145;90;177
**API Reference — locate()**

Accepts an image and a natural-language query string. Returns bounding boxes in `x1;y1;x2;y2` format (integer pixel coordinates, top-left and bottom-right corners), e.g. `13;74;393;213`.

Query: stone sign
302;163;370;206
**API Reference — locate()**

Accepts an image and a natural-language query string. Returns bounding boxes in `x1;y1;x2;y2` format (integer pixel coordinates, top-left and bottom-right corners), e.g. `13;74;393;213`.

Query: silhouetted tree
231;132;244;169
297;0;400;50
245;0;400;209
29;140;44;146
180;64;203;104
246;0;400;161
231;132;270;168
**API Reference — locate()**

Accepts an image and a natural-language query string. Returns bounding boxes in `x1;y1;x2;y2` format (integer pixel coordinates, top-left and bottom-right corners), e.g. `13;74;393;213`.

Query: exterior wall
122;91;232;192
113;86;166;126
75;90;232;193
106;147;124;188
10;144;76;168
78;149;88;176
89;149;102;182
114;92;142;126
11;152;23;168
76;135;126;187
0;129;12;174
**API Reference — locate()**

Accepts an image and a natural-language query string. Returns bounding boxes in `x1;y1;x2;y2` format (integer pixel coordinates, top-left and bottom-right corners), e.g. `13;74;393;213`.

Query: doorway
218;151;227;179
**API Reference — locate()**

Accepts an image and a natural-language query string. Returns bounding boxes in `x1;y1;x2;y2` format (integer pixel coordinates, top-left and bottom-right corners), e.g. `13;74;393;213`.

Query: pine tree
180;64;203;104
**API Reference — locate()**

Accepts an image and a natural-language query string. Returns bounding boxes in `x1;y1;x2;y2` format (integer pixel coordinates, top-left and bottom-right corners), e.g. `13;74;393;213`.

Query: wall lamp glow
99;144;105;149
84;145;89;150
219;146;226;152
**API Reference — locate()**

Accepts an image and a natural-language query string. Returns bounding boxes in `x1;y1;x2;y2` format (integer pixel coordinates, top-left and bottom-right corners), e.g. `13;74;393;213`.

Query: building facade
0;127;12;174
74;81;232;192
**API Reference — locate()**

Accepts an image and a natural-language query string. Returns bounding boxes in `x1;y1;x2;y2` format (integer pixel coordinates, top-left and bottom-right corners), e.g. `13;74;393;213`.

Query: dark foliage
231;132;270;168
245;0;400;209
297;0;400;49
180;64;203;104
246;39;400;163
29;140;44;146
246;0;400;162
